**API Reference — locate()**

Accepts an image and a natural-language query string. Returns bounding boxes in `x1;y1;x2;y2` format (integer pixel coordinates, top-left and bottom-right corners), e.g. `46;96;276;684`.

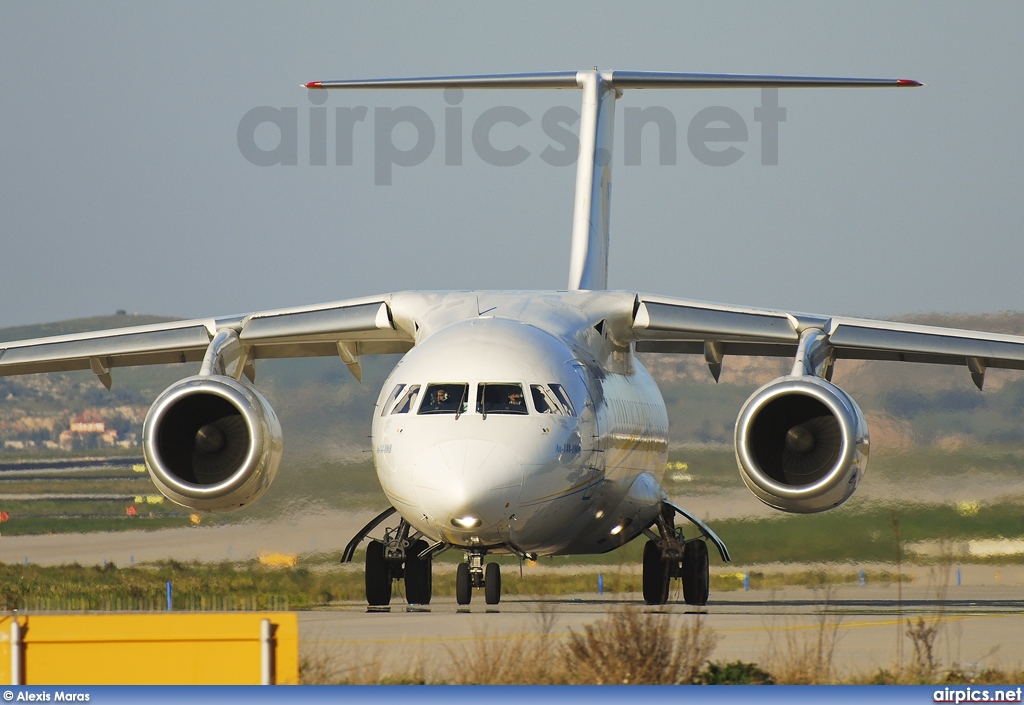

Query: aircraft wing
631;293;1024;387
0;296;412;382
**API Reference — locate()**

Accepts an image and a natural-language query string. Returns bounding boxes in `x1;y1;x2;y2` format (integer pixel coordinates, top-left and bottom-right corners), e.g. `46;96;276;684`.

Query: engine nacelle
735;376;869;513
143;375;283;512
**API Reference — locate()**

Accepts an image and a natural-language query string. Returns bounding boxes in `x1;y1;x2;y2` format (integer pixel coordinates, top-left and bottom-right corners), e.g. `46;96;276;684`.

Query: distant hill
0;313;396;464
643;311;1024;449
0;313;182;343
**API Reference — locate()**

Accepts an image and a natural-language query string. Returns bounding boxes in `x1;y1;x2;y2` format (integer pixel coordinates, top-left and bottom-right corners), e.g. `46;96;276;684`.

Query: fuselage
370;291;670;556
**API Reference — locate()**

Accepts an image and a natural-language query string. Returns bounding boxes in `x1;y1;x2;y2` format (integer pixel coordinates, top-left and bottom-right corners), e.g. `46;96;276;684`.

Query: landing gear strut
456;550;501;605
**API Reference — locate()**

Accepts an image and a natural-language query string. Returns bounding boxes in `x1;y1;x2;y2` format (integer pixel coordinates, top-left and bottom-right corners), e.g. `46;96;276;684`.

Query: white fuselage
370;292;670;556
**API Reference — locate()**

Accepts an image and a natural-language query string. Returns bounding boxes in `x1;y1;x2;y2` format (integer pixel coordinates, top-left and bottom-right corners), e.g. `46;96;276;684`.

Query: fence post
166;581;172;611
10;619;21;686
260;618;272;685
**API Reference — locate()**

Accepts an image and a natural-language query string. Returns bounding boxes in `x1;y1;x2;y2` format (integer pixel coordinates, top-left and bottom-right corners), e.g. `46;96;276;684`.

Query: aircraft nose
413;439;523;532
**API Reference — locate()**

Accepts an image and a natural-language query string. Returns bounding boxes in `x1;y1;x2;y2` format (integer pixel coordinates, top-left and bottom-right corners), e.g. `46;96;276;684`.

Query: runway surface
299;585;1024;682
0;511;379;565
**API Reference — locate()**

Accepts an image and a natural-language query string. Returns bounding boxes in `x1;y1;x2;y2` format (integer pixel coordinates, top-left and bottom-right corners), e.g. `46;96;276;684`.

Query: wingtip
304;81;323;89
897;79;923;87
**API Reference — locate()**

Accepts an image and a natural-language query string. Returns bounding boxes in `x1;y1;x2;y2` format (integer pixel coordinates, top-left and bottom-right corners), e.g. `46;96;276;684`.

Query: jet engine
734;376;869;513
142;375;283;512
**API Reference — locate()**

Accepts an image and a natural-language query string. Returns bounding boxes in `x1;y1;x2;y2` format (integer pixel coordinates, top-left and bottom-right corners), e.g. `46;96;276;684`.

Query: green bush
697;661;774;685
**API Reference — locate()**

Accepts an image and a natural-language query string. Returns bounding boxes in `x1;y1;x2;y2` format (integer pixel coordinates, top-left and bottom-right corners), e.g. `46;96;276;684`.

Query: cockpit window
477;383;528;416
418;383;469;415
530;384;572;416
550;384;576;417
391;385;421;414
381;384;406;416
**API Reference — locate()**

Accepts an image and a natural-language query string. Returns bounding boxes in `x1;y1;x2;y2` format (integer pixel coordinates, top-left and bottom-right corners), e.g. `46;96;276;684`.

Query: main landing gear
364;534;434;606
344;508;436;607
641;503;713;606
455;550;502;606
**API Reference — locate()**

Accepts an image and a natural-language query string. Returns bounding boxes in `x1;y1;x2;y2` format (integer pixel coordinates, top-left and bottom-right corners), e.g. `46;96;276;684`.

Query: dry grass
297;582;1019;685
444;603;563;684
564;607;716;684
300;647;427;684
763;593;843;684
443;604;717;685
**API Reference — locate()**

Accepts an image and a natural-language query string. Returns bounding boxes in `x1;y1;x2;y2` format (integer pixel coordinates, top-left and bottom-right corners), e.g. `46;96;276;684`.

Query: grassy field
1;446;1023;567
712;502;1024;565
0;552;909;614
0;460;221;535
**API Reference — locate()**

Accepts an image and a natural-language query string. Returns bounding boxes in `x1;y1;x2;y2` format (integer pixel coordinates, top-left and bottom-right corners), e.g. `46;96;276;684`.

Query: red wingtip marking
897;79;922;87
305;81;323;89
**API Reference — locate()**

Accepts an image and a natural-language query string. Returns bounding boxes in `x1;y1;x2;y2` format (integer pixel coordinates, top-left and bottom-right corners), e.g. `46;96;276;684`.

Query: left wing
0;295;412;385
631;293;1024;388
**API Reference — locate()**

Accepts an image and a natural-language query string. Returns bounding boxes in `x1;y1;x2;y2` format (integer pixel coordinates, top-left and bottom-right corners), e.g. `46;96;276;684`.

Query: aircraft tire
404;539;433;605
642;539;670;605
682;540;710;606
456;562;472;605
484;562;501;605
365;540;392;606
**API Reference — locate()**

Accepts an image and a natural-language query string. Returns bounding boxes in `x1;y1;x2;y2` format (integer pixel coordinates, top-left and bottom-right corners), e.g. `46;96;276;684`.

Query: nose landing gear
456;550;502;605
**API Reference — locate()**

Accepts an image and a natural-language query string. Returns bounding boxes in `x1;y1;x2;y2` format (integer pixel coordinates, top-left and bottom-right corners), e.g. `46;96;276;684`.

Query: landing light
610;524;623;536
595;510;605;519
452;515;481;528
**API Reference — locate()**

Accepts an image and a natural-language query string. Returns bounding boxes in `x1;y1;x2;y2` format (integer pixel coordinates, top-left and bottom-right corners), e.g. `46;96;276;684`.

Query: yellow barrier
0;613;298;685
259;551;298;569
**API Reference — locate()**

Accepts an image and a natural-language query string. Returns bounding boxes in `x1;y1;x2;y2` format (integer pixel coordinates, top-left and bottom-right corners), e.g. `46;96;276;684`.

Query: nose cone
414;440;523;540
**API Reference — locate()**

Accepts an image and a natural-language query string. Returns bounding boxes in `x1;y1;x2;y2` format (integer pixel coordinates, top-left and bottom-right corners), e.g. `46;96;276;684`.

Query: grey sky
1;2;1022;329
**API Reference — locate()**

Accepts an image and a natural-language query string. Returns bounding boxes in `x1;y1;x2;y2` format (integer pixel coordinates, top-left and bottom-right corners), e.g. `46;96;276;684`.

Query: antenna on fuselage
304;71;920;292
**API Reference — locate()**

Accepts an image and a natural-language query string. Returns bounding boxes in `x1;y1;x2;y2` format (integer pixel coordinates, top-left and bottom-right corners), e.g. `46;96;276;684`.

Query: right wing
631;293;1024;387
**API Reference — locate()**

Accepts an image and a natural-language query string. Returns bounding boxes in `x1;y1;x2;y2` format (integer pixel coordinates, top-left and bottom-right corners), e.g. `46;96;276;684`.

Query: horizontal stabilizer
304;70;922;91
304;71;580;90
606;71;921;89
303;69;920;292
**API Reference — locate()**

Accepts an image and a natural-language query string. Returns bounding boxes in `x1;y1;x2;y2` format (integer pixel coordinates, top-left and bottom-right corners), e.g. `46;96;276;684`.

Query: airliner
3;70;1022;608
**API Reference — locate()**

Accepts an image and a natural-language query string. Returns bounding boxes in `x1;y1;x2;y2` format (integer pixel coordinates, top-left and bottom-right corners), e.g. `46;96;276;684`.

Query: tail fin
306;71;919;291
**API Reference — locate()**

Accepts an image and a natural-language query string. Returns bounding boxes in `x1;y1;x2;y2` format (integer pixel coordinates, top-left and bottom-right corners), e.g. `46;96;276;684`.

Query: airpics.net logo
237;88;787;185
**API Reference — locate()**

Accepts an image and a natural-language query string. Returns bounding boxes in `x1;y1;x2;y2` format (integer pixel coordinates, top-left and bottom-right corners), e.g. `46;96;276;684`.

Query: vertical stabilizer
566;71;619;291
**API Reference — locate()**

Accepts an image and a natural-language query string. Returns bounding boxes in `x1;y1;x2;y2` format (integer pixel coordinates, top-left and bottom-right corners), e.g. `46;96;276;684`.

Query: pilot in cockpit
433;388;450;406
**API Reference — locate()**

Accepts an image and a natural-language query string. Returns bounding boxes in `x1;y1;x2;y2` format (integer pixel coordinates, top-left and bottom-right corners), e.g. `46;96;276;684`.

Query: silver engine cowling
142;375;283;512
735;376;869;513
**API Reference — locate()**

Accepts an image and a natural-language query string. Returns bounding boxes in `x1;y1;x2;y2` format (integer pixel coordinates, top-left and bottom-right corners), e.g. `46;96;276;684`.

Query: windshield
390;385;421;414
476;383;528;415
530;384;573;415
418;383;469;415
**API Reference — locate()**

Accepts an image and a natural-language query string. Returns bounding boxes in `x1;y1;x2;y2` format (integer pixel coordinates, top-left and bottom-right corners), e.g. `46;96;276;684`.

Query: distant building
70;412;105;434
61;412;118;449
